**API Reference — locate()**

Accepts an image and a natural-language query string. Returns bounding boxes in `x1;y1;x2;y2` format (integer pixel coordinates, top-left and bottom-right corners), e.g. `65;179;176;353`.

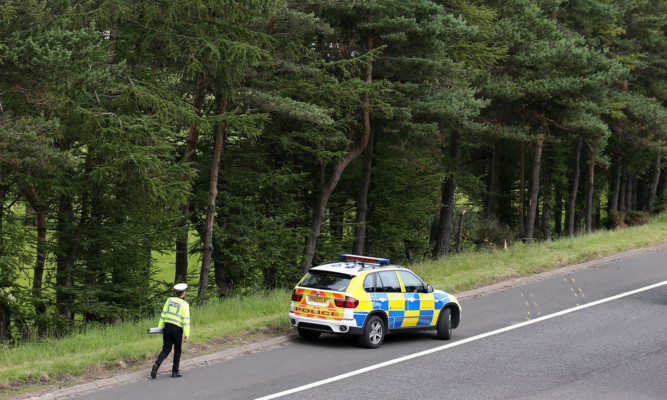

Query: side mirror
427;285;434;293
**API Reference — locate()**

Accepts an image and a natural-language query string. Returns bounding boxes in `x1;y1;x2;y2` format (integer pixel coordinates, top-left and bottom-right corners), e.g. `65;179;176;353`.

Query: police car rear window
300;271;352;292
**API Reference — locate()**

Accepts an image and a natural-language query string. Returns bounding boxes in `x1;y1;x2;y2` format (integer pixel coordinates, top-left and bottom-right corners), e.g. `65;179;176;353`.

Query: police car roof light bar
339;254;390;264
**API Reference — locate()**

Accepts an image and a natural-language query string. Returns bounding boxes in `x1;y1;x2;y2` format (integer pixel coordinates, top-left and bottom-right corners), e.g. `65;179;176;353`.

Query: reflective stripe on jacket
158;297;191;337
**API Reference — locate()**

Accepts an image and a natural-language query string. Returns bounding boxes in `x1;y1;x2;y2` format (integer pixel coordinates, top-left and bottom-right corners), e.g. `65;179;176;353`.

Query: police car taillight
334;296;359;308
291;291;303;302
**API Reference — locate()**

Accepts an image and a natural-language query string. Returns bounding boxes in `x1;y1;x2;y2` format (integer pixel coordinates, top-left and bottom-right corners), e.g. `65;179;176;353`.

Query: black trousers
156;323;183;372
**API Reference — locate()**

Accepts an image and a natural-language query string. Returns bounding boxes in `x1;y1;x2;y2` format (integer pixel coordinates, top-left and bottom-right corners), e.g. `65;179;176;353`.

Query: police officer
151;283;190;379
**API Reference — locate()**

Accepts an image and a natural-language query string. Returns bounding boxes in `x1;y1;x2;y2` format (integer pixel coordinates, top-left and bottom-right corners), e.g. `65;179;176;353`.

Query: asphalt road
63;244;666;400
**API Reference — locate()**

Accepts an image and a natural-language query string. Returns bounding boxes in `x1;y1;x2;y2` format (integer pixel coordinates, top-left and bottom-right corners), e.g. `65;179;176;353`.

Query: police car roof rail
339;254;390;264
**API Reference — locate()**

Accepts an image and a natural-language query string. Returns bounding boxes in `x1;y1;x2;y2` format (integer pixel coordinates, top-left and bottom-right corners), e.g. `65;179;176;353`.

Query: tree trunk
351;14;375;256
619;176;626;212
175;74;206;284
0;165;10;342
456;210;466;253
525;136;544;244
554;188;563;237
330;206;345;243
648;157;660;213
639;172;650;211
433;131;461;258
567;138;582;236
631;175;638;211
609;162;621;213
657;167;666;203
301;17;374;272
302;164;335;272
330;202;345;243
0;164;4;248
541;149;552;241
21;183;47;336
518;142;525;239
0;301;9;342
33;210;48;335
198;97;227;301
301;126;372;272
174;222;189;284
84;190;103;323
487;140;501;217
585;152;595;233
626;175;634;211
55;195;81;322
352;128;375;255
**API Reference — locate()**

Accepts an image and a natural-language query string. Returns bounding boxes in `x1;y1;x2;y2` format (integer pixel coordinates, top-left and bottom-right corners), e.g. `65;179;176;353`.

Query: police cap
174;283;188;291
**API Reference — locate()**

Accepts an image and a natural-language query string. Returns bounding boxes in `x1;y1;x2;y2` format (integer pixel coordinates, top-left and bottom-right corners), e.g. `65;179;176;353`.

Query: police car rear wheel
359;315;385;349
436;307;452;340
297;327;321;341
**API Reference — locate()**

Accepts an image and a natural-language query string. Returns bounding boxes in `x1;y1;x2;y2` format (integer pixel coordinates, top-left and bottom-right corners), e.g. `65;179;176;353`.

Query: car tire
358;315;385;349
297;327;321;341
436;307;452;340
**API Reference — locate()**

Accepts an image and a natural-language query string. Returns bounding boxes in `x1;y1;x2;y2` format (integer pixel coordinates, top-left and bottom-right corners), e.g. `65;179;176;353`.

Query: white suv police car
289;254;461;348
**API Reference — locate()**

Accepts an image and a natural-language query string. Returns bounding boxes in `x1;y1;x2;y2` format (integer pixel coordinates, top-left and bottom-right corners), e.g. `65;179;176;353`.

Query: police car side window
363;273;376;293
377;271;402;293
398;270;425;293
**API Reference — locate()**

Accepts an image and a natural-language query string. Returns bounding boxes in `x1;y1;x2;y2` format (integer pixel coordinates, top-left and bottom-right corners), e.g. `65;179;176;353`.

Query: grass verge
412;212;667;292
1;213;665;398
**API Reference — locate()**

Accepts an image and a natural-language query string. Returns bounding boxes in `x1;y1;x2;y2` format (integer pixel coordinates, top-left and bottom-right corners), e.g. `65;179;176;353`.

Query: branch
536;114;573;132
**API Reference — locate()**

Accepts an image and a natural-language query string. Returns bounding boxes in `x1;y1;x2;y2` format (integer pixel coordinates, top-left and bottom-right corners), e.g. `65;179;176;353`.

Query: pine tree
481;0;622;241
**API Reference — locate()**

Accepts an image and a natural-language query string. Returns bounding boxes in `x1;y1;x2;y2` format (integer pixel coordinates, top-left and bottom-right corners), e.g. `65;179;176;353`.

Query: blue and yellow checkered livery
289;255;461;347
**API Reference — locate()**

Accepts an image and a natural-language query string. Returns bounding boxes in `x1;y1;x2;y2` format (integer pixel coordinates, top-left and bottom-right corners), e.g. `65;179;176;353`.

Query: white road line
256;280;667;400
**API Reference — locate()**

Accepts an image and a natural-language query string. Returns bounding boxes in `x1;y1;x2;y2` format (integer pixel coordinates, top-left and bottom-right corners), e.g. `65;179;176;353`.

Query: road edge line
255;280;667;400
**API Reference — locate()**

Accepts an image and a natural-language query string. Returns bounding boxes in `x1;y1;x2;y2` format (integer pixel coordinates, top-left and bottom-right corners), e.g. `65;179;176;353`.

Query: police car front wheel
359;315;385;349
436;307;452;340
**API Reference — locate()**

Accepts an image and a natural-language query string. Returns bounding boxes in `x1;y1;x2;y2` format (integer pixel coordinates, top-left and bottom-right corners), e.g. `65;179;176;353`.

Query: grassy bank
1;213;665;397
412;212;667;291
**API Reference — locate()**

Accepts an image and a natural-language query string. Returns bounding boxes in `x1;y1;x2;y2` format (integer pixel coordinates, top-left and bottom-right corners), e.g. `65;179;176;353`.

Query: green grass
16;231;201;291
151;231;202;285
412;213;667;292
0;289;291;396
1;213;665;396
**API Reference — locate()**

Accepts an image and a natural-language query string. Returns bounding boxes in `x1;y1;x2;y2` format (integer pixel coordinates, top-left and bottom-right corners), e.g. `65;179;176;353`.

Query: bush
624;211;650;226
609;211;626;228
458;212;516;251
609;210;650;228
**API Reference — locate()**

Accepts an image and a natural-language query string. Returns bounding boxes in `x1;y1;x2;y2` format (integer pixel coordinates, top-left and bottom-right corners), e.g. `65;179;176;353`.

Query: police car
289;254;461;348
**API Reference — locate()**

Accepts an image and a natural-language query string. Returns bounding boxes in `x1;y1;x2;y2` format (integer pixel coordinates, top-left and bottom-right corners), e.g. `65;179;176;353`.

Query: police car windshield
300;271;352;291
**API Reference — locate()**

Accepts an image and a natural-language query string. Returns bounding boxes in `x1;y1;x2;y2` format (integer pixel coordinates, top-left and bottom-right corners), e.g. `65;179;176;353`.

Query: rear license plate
309;296;328;304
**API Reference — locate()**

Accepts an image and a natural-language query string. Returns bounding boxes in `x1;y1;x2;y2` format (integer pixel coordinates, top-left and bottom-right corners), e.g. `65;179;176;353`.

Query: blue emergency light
339;254;390;264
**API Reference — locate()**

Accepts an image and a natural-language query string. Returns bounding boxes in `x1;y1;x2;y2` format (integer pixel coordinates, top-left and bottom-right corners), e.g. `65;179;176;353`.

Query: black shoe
172;371;183;378
151;364;159;379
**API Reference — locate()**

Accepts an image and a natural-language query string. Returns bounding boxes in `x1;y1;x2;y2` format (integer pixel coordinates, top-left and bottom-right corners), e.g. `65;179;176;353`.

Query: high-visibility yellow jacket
158;297;190;337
